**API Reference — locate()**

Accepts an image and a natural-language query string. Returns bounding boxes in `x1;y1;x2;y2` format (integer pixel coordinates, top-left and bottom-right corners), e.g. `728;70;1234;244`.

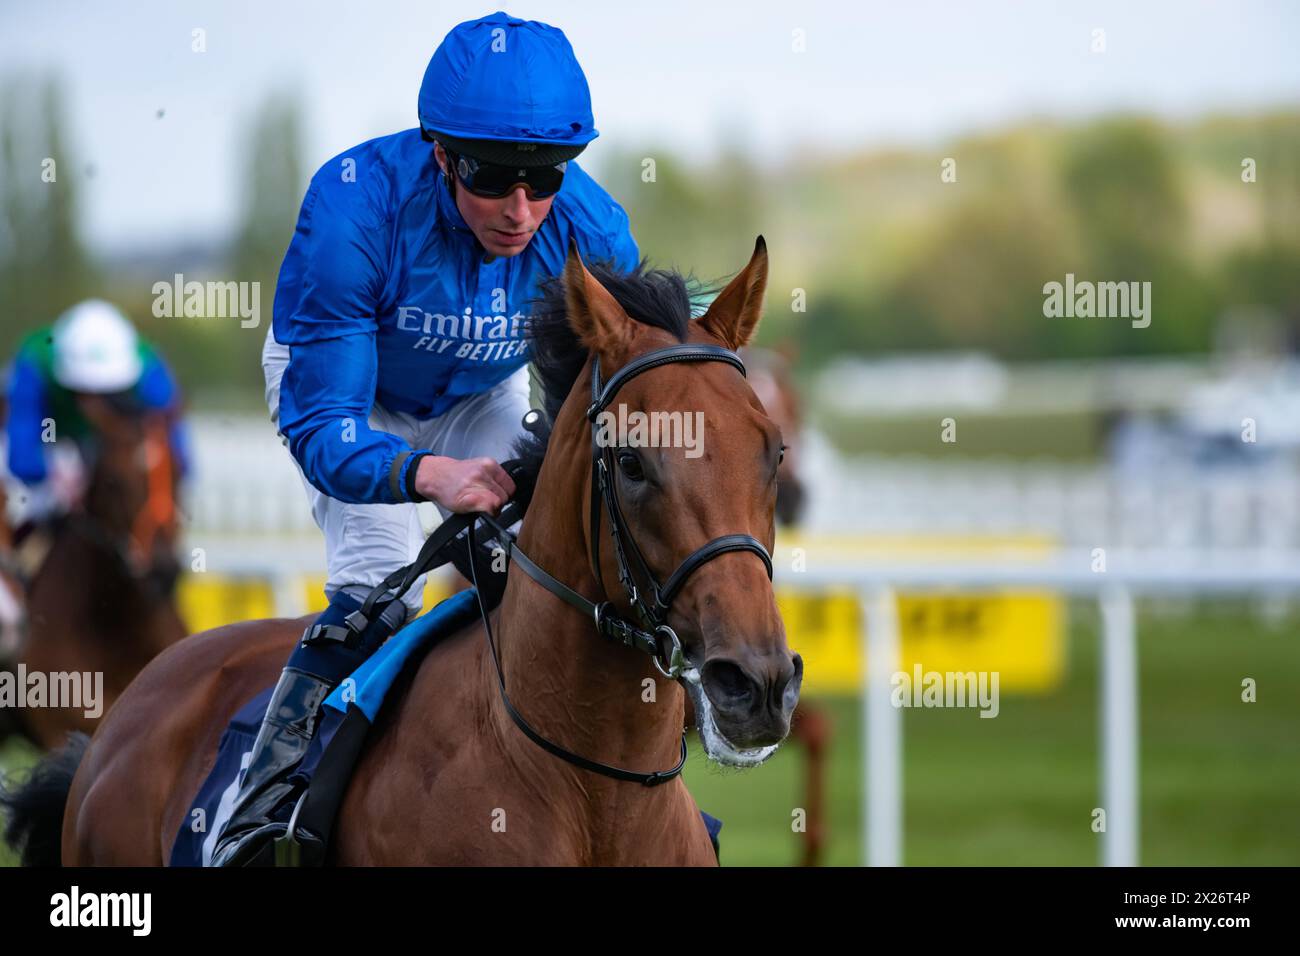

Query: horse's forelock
515;259;719;477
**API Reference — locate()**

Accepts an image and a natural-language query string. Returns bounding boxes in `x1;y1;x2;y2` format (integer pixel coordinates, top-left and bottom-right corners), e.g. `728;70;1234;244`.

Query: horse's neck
489;427;685;783
47;524;180;651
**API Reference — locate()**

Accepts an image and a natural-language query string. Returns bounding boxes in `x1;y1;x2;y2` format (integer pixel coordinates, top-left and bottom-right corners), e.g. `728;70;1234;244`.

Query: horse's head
77;392;182;594
559;238;802;766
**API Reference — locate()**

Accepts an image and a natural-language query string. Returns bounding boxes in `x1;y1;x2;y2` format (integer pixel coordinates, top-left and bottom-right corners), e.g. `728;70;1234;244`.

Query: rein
350;344;774;787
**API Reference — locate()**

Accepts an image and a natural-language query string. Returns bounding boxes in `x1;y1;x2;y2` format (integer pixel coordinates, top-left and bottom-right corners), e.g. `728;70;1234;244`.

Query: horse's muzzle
701;649;803;748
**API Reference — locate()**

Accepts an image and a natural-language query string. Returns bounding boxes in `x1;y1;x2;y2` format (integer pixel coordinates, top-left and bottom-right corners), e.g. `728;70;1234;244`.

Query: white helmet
51;300;144;393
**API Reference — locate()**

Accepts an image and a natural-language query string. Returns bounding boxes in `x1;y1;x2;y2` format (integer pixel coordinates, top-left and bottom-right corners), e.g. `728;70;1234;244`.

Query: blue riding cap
418;11;598;147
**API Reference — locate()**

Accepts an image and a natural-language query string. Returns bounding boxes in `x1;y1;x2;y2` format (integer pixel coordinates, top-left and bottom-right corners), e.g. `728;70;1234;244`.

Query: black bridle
350;343;775;787
475;344;774;785
585;344;774;669
343;343;769;785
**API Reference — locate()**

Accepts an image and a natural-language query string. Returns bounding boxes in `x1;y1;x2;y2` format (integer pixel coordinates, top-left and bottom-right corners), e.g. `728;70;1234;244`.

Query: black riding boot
208;591;406;867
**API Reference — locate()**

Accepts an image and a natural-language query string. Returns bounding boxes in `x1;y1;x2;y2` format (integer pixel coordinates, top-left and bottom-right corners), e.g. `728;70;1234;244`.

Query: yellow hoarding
177;534;1066;696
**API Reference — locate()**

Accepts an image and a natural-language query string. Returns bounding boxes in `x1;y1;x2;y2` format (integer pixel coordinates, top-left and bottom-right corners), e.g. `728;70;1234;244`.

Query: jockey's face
435;144;555;258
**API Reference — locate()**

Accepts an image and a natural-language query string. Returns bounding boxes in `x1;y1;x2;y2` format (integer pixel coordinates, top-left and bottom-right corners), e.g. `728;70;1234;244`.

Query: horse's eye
778;444;786;466
617;451;644;482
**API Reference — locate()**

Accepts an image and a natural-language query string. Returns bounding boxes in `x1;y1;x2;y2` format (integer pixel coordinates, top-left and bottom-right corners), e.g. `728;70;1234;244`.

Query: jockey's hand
414;455;516;515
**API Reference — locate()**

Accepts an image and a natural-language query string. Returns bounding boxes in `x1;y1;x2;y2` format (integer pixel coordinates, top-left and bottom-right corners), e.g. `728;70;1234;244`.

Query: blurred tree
0;74;98;353
231;90;305;288
1060;117;1188;278
1255;113;1300;246
599;141;767;288
1220;240;1300;350
6;87;1294;390
601;145;715;271
830;193;1075;360
39;78;94;304
224;89;305;392
140;89;306;401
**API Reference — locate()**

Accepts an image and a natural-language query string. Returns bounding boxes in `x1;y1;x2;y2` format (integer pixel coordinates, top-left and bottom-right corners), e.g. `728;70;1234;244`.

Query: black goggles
446;149;566;200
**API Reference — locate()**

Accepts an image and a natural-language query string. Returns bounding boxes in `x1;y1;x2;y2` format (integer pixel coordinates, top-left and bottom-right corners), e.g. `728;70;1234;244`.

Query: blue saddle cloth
168;590;477;867
168;588;721;865
168;683;272;867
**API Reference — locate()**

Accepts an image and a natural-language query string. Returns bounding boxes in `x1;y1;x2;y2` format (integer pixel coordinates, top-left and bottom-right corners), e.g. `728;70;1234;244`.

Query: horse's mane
512;258;718;475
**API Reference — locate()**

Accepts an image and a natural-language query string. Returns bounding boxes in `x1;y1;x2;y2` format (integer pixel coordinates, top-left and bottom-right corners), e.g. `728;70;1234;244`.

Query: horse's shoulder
382;614;484;725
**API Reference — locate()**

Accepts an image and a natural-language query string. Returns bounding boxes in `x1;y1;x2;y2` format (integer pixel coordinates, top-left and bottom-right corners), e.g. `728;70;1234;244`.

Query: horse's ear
700;235;768;350
564;239;633;362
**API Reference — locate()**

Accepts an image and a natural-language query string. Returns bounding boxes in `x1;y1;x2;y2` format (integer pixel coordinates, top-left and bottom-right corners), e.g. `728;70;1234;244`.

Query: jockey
210;12;638;865
4;299;189;527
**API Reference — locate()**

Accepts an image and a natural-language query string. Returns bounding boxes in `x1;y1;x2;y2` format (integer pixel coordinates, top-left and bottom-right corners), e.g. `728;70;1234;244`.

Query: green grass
0;735;41;867
683;600;1300;866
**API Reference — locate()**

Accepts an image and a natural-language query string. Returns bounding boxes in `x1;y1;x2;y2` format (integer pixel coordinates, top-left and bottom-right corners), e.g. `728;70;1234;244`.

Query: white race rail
775;549;1300;867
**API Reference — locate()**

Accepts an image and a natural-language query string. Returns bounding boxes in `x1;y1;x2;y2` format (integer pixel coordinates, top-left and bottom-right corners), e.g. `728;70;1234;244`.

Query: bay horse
6;239;801;866
1;393;186;750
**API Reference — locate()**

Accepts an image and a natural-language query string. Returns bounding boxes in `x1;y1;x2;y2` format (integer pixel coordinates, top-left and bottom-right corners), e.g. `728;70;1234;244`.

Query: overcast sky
3;0;1298;251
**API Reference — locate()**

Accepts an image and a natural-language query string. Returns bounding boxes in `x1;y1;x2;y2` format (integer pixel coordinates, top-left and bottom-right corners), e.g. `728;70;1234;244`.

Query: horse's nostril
702;659;756;710
776;653;804;713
